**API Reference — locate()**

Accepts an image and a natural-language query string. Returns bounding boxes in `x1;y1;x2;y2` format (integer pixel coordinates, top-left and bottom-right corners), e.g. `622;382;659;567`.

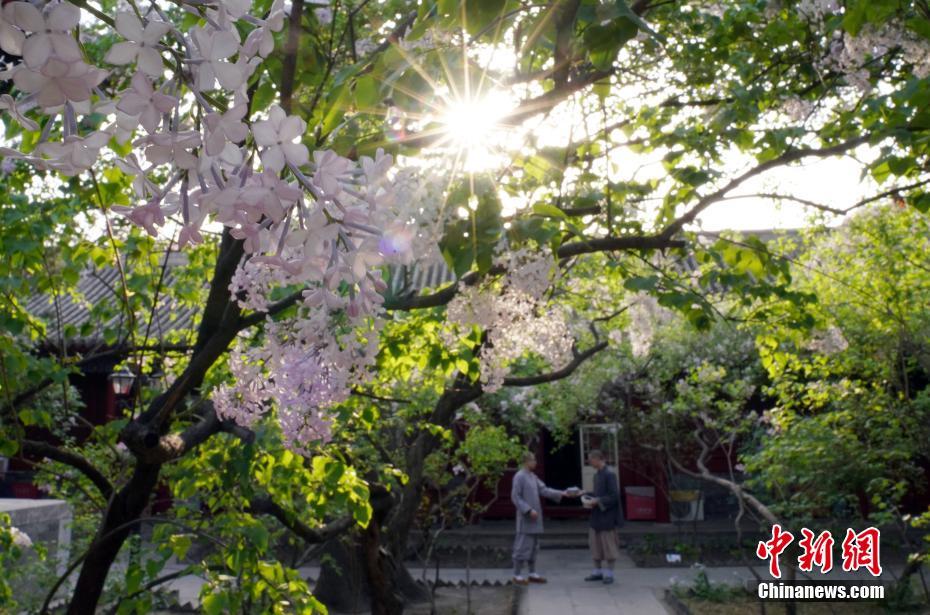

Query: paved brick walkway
515;549;671;615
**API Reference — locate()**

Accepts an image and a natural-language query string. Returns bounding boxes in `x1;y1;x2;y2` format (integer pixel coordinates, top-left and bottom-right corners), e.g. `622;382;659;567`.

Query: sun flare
436;90;514;171
440;93;507;148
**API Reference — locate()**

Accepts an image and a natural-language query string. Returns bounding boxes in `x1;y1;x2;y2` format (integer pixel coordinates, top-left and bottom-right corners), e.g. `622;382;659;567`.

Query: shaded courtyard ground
153;540;911;614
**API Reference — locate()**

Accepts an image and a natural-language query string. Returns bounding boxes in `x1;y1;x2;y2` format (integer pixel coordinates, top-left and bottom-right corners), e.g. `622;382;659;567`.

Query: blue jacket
589;467;624;531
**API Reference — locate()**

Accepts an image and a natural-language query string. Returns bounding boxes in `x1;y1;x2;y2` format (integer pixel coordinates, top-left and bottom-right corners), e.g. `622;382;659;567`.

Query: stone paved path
515;549;671;615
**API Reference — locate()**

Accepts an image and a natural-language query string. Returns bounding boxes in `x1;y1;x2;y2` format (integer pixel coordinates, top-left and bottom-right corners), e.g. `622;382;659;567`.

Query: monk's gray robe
511;468;563;574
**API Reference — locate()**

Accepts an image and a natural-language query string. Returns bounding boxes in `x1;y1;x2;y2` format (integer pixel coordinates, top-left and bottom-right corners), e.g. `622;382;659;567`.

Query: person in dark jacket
582;449;624;584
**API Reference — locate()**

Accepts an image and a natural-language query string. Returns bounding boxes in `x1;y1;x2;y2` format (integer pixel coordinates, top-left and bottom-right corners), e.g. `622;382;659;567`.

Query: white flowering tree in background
2;0;930;612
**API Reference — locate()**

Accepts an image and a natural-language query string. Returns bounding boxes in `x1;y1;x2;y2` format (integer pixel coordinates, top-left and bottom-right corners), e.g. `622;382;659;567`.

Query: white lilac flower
8;1;82;69
105;12;170;77
140;131;201;169
0;6;25;56
312;149;350;195
203;99;248;156
252;105;309;172
191;25;243;91
10;526;32;549
0;94;38;130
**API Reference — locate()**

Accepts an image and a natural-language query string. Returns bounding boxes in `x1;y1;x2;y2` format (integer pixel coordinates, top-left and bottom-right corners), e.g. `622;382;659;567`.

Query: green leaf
354;75;380;110
611;0;665;43
624;275;659;292
909;192;930;213
439;178;503;276
201;593;229;615
583;19;638;70
531;203;568;220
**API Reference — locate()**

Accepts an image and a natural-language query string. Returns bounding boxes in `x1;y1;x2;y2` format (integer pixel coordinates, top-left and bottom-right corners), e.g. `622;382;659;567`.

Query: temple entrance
579;423;620;492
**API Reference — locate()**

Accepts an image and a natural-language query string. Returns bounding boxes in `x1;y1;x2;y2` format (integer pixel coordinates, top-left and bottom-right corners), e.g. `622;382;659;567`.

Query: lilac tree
3;0;930;612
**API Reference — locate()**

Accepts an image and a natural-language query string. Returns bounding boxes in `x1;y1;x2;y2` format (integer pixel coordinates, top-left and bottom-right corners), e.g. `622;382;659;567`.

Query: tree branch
658;135;871;239
280;0;304;114
384;234;683;312
502;340;608;387
248;496;356;544
666;429;779;526
20;440;113;500
124;400;253;464
556;234;685;259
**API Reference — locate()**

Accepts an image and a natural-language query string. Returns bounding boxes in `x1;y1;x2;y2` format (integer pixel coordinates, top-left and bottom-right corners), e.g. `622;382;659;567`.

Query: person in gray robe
510;451;578;584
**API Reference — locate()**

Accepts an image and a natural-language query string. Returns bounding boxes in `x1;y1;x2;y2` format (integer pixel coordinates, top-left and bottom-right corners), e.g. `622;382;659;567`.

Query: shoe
603;576;614;585
528;575;547;584
584;574;603;582
512;576;529;585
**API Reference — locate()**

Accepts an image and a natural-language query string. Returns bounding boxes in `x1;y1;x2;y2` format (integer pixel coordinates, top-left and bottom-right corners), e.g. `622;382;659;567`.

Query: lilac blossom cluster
445;251;573;393
0;0;415;448
793;1;930;88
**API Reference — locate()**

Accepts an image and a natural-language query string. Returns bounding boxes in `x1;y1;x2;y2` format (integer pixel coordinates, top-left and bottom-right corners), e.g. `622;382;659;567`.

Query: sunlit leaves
438;176;503;276
582;17;638;71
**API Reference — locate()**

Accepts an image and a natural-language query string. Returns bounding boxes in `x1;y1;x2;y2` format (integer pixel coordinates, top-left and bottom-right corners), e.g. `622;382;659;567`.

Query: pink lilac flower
116;72;178;134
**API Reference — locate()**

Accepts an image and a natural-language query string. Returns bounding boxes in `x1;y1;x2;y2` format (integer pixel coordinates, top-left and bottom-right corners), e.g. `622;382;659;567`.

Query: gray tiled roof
389;260;457;295
24;261;199;347
25;256;456;347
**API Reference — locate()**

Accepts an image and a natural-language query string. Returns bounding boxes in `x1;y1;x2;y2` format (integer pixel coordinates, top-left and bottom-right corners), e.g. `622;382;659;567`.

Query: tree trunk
66;462;161;614
315;531;428;613
315;535;370;613
364;521;403;615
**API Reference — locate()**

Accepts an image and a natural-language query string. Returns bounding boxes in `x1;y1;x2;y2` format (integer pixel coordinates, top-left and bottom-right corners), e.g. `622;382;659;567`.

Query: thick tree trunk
315;535;370;613
315;483;429;614
314;532;427;613
66;463;161;614
364;521;403;615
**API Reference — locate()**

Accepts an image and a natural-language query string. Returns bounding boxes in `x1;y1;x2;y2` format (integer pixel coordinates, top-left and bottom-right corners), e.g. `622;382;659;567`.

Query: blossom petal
48;3;80;31
11;66;45;93
279;115;306;141
50;33;83;62
282;142;308;167
145;144;172;165
250;119;277;147
115;11;144;41
58;76;92;102
130;71;153;95
195;64;215;91
0;25;25;56
8;3;44;32
105;41;139;65
142;20;171;44
152;92;177;114
225;122;249;144
137;47;164;77
116;92;147;115
36;82;66;108
21;35;50;68
213;60;243;90
261;146;285;172
210;30;240;60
